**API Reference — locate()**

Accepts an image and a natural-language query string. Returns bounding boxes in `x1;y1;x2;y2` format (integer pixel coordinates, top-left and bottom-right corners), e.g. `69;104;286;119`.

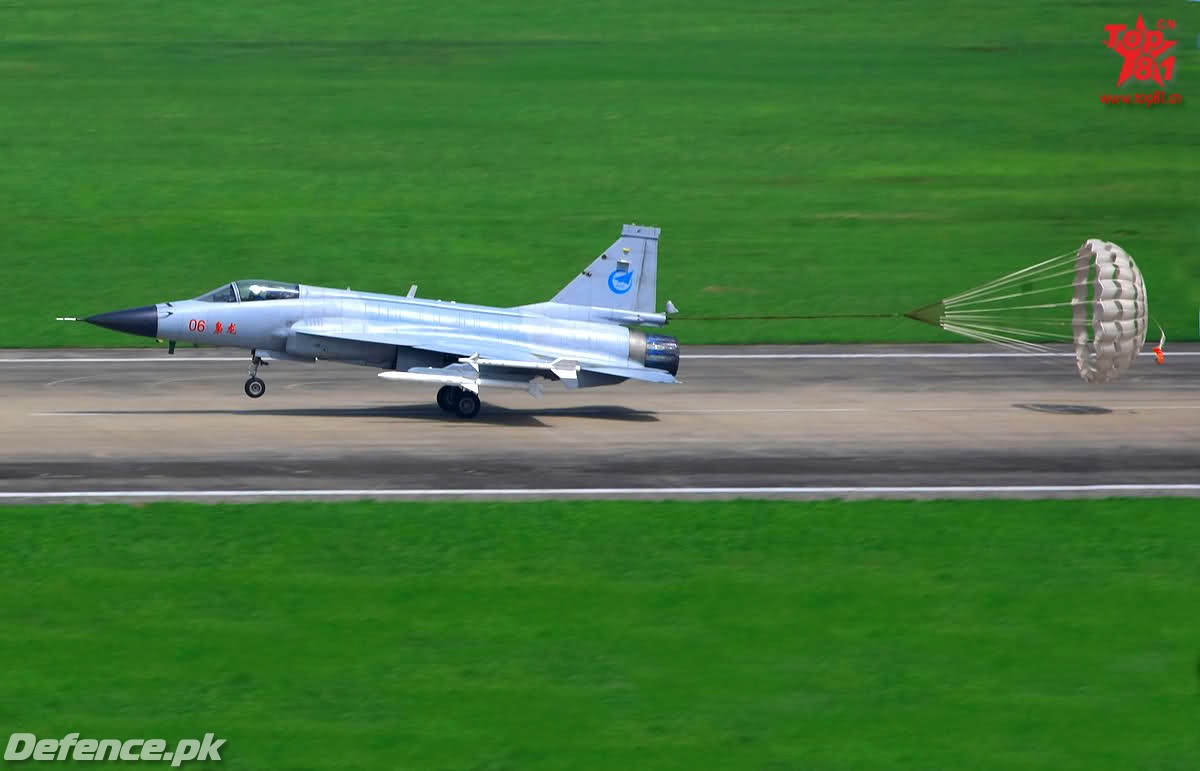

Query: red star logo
1105;15;1177;87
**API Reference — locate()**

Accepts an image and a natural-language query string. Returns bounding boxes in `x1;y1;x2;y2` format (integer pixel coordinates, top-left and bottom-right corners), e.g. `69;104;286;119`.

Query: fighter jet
81;224;680;418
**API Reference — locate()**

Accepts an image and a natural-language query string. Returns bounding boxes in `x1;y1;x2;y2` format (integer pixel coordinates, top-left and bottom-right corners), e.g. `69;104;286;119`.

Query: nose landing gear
244;351;268;399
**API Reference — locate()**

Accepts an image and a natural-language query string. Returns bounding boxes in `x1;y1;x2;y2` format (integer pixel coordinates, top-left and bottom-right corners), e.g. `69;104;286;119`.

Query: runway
1;344;1197;501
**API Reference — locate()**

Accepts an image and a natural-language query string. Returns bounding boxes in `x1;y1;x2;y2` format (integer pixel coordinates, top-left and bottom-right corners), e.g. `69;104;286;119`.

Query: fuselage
102;280;677;379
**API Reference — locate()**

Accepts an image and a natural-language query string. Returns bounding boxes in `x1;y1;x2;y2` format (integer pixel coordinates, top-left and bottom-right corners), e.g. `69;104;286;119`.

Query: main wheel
436;385;458;412
453;390;481;419
244;377;266;398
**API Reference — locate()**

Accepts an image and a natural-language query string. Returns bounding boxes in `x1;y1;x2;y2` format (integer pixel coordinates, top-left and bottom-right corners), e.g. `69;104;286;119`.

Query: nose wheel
435;386;481;418
244;377;266;398
244;351;268;399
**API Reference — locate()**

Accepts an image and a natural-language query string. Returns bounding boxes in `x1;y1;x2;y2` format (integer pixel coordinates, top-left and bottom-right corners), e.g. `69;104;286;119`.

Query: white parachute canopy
909;239;1149;383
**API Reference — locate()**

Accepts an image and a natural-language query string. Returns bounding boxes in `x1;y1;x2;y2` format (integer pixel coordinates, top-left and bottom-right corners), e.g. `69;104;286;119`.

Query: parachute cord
941;251;1077;305
675;313;904;321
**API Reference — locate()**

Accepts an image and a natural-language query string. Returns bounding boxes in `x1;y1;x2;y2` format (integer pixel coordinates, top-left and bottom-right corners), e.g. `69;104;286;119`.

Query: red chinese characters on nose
1105;16;1177;87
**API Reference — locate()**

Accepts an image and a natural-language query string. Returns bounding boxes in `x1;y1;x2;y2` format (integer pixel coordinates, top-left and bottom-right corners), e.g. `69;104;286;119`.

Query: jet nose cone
85;305;159;338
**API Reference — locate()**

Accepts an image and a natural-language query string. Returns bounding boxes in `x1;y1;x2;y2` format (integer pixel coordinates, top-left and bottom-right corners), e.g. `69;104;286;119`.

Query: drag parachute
908;239;1149;383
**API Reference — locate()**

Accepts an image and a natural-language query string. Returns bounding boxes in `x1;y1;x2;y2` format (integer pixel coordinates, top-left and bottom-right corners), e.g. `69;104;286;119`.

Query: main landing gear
244;351;267;399
436;385;481;419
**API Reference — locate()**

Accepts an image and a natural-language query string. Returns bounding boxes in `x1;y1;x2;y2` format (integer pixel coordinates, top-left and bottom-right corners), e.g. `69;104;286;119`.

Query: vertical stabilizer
550;224;659;313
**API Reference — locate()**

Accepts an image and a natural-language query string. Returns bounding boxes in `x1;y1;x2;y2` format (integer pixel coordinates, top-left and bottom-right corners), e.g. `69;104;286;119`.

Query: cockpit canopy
237;280;300;302
195;280;300;303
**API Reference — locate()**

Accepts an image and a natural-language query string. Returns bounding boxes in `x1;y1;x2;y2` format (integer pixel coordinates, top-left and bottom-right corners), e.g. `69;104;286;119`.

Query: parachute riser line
942;277;1095;309
941;251;1078;306
940;324;1053;353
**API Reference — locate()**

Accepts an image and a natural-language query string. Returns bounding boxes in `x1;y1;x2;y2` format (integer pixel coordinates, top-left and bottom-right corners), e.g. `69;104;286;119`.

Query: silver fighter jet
83;224;680;418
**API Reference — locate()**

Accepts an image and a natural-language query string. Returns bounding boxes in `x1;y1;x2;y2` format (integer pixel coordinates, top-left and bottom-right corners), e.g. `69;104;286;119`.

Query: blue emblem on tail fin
607;269;635;295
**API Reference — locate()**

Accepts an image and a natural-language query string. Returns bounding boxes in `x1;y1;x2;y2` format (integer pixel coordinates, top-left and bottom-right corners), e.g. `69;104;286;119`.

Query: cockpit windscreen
195;283;237;303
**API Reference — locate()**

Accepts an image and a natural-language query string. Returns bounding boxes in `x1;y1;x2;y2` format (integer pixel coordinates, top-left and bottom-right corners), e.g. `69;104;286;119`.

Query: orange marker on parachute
1152;327;1165;365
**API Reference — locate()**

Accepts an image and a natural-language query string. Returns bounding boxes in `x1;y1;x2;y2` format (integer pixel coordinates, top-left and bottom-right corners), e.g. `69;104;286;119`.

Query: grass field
0;499;1196;770
1;1;1197;346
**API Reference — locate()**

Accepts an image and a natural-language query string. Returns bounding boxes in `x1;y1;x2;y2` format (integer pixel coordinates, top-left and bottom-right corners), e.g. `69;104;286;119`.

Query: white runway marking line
0;357;247;363
3;352;1198;364
684;352;1200;359
2;484;1200;499
30;412;113;417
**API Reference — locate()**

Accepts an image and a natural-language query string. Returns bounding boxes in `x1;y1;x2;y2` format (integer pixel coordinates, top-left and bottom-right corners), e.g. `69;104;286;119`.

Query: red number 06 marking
188;319;206;333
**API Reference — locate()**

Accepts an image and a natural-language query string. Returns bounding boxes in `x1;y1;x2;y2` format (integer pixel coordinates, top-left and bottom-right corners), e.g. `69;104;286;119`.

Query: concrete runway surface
1;345;1197;502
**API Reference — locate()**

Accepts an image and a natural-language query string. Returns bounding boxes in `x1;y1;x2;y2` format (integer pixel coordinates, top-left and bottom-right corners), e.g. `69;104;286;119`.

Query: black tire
244;377;266;399
436;385;458;412
453;390;481;419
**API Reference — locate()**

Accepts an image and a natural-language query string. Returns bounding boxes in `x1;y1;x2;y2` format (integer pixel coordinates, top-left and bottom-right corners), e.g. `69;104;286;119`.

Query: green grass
0;499;1197;770
1;1;1197;346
